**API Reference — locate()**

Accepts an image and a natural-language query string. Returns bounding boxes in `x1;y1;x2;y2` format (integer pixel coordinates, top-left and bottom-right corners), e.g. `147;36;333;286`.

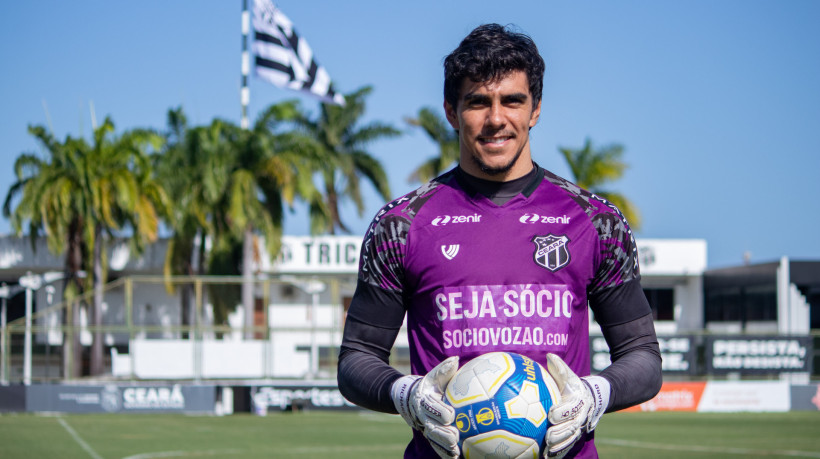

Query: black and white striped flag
252;0;345;106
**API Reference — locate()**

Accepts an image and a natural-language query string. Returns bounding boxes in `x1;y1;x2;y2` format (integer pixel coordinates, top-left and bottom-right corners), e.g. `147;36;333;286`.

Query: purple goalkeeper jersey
358;166;641;458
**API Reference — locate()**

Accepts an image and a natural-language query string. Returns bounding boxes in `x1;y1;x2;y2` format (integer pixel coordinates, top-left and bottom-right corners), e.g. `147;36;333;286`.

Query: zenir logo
441;245;460;260
432;214;482;226
519;213;571;224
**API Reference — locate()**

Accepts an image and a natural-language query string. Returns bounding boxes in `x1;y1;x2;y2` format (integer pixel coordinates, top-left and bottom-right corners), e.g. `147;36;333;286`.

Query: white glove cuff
580;375;610;432
391;375;422;429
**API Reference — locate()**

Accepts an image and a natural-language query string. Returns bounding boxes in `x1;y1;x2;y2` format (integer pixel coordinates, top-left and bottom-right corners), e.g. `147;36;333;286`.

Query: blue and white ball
444;352;561;459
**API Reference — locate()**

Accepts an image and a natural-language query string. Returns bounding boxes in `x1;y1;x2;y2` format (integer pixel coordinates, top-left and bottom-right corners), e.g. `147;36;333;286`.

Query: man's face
445;70;541;181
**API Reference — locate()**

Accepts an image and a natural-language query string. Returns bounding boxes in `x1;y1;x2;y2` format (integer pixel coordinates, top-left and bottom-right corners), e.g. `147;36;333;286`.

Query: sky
1;1;819;270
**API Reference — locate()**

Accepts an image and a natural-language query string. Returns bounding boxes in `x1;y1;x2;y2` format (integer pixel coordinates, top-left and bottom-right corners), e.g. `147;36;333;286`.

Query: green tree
156;104;322;329
215;105;320;333
3;117;168;376
291;86;401;234
154;107;214;332
85;118;168;375
3;126;88;378
405;107;459;183
558;137;641;229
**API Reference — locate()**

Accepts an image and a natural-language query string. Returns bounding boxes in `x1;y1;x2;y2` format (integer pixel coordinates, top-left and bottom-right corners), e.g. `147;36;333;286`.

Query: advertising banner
26;384;216;414
591;335;696;374
789;384;820;411
623;381;706;412
269;236;361;274
705;336;812;374
697;381;790;412
0;385;26;412
252;384;357;412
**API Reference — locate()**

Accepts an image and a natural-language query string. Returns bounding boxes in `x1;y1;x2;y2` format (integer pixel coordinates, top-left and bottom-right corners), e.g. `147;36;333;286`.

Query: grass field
1;410;819;458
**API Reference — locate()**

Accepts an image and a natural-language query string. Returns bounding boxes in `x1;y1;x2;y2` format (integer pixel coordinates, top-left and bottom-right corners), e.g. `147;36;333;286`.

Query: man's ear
529;99;542;128
444;100;459;130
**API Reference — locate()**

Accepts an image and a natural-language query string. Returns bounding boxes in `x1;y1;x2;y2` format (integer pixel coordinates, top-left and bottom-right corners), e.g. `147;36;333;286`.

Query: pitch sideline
122;449;242;459
57;417;104;459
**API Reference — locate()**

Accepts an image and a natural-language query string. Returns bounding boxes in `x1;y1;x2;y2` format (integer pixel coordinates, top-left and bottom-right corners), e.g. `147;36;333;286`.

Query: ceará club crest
531;234;571;272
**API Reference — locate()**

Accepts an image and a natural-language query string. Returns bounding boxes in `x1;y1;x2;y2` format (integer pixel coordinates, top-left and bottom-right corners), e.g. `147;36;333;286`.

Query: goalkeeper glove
391;356;460;458
545;353;610;458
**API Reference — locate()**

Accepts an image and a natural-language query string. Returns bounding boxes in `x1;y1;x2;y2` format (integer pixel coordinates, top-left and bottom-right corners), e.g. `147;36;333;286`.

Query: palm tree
291;86;401;234
168;116;246;330
3;117;169;376
156;104;321;330
558;137;641;230
405;107;460;183
3;126;88;377
242;103;334;334
79;117;169;375
155;107;221;333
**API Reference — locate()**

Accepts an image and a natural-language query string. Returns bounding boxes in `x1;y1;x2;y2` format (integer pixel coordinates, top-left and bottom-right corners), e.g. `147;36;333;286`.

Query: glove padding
391;356;460;458
545;353;610;458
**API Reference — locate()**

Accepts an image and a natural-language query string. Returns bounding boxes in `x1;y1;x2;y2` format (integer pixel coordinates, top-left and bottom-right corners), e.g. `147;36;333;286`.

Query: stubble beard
470;148;524;177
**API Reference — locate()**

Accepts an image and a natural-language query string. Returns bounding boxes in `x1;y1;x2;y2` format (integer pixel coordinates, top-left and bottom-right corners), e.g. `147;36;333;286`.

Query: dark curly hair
444;23;545;109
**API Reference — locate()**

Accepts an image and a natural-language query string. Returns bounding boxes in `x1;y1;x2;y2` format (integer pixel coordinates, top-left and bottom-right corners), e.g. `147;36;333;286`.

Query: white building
2;235;816;383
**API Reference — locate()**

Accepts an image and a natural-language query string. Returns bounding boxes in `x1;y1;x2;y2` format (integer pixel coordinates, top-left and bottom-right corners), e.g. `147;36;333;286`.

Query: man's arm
597;313;662;410
589;279;662;411
582;200;661;409
337;279;462;458
337;279;405;413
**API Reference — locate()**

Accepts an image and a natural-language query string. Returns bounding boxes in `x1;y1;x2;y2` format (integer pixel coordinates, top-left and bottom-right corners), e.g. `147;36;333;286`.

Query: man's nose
486;102;505;128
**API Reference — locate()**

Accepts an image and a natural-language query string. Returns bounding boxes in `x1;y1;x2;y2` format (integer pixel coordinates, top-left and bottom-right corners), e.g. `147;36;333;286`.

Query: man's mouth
478;135;513;145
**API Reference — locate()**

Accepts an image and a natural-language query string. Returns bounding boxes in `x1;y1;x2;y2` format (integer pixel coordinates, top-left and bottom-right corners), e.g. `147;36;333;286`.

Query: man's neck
456;163;539;205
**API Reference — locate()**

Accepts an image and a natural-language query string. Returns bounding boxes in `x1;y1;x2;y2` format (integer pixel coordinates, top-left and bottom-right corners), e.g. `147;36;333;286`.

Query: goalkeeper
338;23;662;458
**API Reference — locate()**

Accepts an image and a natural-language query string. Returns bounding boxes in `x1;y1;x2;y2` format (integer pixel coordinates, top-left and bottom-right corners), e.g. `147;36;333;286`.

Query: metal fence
0;274;413;384
1;274;817;385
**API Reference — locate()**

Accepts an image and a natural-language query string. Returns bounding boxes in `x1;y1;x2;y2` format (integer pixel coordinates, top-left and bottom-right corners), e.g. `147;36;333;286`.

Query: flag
252;0;345;106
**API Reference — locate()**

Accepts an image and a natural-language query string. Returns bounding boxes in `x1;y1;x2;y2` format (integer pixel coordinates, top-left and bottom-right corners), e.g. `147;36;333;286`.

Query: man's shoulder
370;169;459;224
537;167;637;277
539;168;629;223
358;170;460;288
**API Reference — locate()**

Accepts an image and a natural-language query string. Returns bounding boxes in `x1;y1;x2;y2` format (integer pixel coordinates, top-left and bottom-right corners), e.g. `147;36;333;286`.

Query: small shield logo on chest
532;234;571;272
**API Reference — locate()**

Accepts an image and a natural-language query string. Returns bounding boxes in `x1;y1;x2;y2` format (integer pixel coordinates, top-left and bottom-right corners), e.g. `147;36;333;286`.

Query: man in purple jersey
338;23;662;458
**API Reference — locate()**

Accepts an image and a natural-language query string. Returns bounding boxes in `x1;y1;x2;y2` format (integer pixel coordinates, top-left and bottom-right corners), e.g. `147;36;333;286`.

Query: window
643;288;675;321
704;285;776;324
743;285;777;321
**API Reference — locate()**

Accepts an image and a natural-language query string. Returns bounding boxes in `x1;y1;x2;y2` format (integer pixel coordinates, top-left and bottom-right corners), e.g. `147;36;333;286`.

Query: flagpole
241;0;250;129
241;0;255;340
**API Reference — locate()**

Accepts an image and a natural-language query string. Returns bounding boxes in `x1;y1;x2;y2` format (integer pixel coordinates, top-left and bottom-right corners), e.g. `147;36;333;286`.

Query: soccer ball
444;352;561;459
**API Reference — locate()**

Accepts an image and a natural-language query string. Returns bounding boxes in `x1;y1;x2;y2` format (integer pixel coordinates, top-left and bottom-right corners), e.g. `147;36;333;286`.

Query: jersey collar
454;162;545;204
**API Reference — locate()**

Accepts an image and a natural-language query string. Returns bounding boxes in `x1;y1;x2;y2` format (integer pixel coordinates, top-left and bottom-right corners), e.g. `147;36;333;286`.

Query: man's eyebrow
462;93;491;103
461;92;530;103
502;92;529;102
